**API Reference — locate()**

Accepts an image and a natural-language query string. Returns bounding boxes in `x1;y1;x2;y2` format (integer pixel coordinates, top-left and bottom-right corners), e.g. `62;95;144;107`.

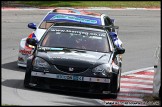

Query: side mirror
26;38;37;46
28;23;37;29
115;47;125;55
111;19;115;25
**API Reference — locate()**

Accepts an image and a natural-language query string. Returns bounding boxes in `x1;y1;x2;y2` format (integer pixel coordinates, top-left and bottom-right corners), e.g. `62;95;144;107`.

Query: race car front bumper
17;38;33;67
28;71;112;94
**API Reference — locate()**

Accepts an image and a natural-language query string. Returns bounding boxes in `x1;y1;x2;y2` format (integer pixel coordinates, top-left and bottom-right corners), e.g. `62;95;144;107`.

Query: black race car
24;22;125;98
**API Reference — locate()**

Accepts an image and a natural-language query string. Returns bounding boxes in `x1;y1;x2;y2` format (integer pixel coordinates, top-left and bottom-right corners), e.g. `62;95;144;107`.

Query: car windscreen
40;27;110;53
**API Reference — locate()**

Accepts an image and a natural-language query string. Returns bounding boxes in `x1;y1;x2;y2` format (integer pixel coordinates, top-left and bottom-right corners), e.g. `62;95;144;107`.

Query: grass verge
2;1;160;8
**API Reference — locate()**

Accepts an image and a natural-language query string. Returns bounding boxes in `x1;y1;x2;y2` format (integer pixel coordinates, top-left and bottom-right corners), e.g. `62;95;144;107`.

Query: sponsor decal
19;49;32;54
50;28;106;37
50;14;97;24
43;13;102;25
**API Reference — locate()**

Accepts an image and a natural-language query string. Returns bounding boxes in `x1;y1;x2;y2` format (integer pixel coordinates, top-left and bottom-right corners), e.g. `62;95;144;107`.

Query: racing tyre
111;73;119;99
24;69;31;88
117;78;120;92
111;93;118;99
117;66;122;92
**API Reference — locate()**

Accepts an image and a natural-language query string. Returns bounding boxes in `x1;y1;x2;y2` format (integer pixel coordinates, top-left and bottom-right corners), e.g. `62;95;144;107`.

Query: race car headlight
92;64;112;77
28;44;35;48
33;57;50;71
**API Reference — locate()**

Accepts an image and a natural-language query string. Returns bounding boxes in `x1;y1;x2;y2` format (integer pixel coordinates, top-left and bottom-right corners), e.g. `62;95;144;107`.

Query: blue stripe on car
43;13;102;25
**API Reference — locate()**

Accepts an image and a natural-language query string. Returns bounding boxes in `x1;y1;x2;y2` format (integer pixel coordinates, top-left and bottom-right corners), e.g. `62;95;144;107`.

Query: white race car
17;8;120;67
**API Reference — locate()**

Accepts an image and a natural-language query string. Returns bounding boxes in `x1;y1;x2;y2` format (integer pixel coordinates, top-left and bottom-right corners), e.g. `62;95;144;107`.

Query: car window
39;21;54;29
41;27;110;53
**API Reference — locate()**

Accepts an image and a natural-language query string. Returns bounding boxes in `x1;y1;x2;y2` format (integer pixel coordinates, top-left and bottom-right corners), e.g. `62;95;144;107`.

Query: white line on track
1;7;161;11
120;83;153;88
116;97;143;101
118;93;144;97
120;88;153;93
125;74;154;78
121;78;153;83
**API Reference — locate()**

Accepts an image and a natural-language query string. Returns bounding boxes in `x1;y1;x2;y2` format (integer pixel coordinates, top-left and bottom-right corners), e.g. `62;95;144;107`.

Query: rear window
40;27;110;53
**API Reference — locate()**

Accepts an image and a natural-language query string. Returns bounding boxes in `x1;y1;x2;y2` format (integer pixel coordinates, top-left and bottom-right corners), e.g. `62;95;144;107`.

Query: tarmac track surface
2;9;160;105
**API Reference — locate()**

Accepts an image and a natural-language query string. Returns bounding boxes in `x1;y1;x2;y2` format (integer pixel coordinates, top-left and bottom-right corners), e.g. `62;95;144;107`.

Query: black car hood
37;51;112;68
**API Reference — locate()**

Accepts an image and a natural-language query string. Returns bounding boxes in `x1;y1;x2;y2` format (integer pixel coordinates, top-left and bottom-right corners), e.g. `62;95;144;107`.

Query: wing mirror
26;38;37;46
115;47;125;55
28;23;37;29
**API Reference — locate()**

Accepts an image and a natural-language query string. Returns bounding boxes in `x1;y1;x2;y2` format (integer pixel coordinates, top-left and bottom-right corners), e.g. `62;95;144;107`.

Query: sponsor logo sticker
50;14;97;24
19;49;32;54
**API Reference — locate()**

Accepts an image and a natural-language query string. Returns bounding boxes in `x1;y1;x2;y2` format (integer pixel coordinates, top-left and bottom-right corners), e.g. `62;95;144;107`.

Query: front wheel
117;68;121;92
24;69;32;88
110;73;120;99
111;92;118;99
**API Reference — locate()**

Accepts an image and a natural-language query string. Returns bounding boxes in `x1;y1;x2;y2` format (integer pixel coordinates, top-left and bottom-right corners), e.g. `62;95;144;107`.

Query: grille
55;64;88;73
